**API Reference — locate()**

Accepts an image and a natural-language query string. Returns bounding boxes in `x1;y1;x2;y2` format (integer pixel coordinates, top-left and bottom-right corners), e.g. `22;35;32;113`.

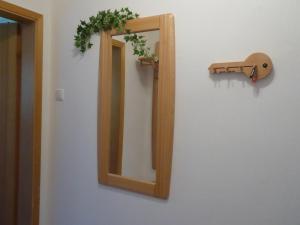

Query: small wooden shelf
138;57;159;70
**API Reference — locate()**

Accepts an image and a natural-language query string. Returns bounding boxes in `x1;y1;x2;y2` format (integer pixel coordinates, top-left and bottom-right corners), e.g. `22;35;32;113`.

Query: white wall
48;0;300;225
7;0;300;225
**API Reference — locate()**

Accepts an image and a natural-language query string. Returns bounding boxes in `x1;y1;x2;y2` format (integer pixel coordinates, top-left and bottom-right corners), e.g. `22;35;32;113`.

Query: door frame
0;1;43;225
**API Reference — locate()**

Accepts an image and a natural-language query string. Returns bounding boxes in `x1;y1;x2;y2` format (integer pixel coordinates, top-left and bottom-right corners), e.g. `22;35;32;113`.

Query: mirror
110;31;159;182
109;39;125;175
99;14;175;199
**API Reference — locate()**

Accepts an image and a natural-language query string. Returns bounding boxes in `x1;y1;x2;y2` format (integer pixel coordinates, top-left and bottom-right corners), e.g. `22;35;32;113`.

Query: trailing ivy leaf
124;35;130;42
88;43;93;49
74;7;158;61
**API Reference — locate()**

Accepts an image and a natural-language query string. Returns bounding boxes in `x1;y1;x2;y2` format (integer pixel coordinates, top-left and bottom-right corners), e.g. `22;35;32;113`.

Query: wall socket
55;89;64;102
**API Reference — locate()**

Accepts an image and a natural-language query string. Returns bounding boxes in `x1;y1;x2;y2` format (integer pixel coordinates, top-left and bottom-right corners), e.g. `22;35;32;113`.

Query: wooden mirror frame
98;14;175;199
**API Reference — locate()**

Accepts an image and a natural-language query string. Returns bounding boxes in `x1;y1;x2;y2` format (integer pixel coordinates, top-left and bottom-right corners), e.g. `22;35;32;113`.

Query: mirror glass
109;30;160;182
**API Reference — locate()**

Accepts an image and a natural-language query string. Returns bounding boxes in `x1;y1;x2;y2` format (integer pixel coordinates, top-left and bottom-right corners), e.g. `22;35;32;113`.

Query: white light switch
55;89;64;102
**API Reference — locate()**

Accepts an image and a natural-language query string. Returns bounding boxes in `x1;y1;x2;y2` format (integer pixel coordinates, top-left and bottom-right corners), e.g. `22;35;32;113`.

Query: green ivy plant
124;32;159;62
74;8;158;62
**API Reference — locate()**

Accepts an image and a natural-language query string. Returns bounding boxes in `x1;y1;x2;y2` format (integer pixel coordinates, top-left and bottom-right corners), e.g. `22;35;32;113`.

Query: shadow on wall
209;69;275;97
97;182;169;203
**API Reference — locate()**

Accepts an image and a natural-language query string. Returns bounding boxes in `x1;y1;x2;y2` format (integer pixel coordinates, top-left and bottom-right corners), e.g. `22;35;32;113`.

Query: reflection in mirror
110;30;160;182
110;40;125;175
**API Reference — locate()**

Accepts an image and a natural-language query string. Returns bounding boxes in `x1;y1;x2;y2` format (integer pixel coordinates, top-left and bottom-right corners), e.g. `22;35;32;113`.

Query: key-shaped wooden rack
208;53;273;82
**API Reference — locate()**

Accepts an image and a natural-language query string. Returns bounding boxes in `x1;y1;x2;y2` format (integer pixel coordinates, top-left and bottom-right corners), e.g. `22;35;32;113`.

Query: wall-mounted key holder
208;53;273;82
